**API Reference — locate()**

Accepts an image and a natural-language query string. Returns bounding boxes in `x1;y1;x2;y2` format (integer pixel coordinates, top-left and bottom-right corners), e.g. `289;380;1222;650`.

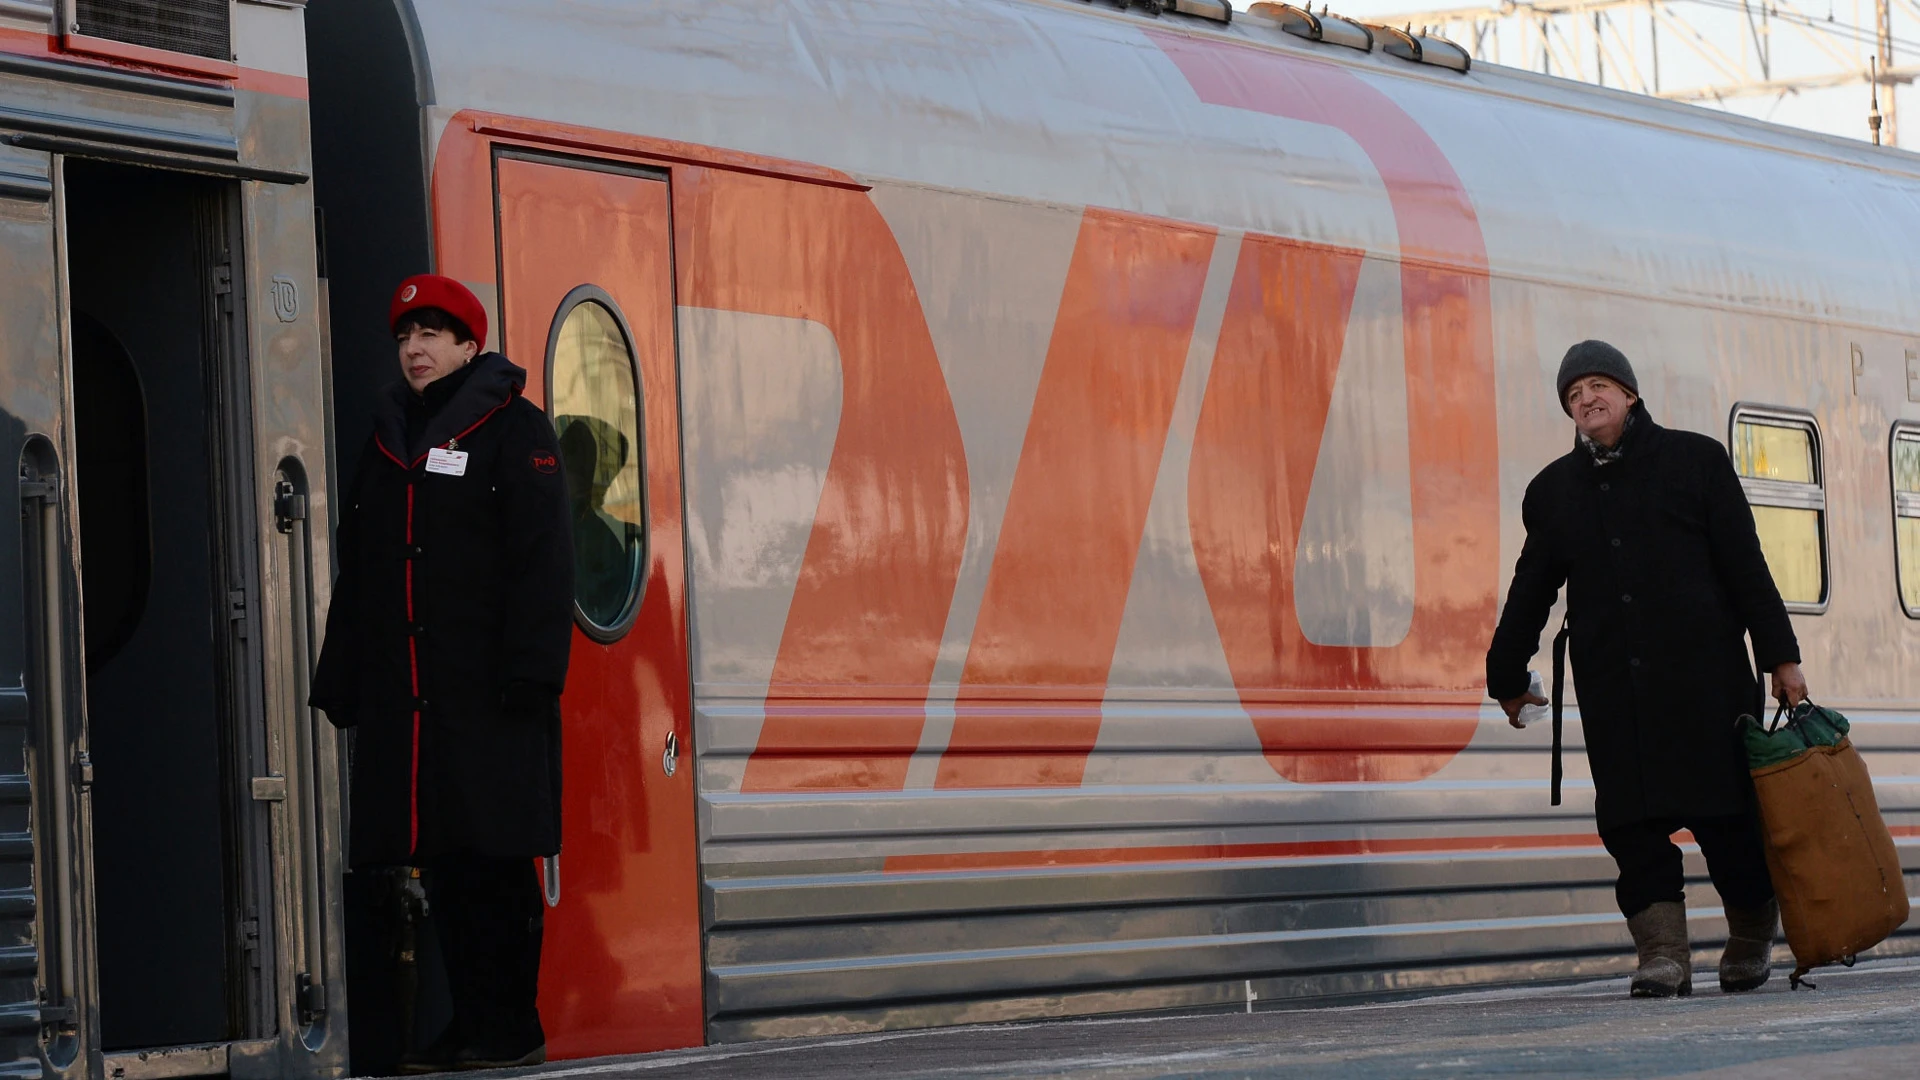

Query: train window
547;286;648;641
1892;425;1920;617
1730;407;1827;611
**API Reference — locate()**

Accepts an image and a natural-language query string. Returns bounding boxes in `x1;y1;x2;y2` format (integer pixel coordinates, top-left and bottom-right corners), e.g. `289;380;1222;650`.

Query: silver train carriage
0;0;1916;1077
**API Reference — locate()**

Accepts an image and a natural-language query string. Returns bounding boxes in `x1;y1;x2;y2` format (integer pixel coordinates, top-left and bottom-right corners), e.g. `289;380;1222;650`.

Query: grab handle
275;461;330;1024
20;440;81;1042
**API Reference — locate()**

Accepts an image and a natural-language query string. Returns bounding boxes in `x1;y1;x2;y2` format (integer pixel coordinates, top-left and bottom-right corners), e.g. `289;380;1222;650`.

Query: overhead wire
1662;0;1920;55
1407;0;1920;57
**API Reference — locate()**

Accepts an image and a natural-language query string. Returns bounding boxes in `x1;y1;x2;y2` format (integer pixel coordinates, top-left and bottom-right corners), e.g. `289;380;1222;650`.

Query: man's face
1565;374;1637;445
397;325;479;393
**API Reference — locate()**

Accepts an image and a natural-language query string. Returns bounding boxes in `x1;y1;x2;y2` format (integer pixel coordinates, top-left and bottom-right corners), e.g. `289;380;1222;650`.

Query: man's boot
1719;899;1778;993
1626;900;1692;998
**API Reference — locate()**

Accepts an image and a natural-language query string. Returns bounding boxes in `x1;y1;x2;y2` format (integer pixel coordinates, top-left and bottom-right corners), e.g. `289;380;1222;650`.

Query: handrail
20;443;78;1045
275;461;328;1026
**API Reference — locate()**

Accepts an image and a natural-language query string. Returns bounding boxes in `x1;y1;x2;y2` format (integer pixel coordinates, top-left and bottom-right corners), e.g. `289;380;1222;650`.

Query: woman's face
397;325;479;392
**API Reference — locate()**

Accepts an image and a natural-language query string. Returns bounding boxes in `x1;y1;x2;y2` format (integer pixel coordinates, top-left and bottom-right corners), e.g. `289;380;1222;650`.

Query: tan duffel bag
1741;702;1911;988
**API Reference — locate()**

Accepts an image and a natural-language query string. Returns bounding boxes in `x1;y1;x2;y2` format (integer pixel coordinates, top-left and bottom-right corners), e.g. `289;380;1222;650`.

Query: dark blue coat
1486;404;1800;831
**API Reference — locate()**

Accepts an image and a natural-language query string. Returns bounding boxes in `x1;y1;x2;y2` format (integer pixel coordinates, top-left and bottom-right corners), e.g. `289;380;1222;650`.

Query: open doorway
63;161;267;1052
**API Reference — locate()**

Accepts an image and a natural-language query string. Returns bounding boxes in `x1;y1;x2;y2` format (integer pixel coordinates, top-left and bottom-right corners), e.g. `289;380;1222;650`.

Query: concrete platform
487;957;1920;1078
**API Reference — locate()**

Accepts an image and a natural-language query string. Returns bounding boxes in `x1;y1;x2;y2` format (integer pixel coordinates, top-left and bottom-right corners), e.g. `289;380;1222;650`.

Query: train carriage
3;0;1920;1076
310;0;1920;1058
0;2;338;1079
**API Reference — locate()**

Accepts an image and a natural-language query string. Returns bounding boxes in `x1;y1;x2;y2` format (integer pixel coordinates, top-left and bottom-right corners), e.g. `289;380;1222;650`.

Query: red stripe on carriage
885;827;1920;873
883;832;1610;873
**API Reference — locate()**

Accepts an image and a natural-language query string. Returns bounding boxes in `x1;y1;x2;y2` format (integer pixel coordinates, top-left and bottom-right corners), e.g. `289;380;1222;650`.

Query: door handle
662;731;679;777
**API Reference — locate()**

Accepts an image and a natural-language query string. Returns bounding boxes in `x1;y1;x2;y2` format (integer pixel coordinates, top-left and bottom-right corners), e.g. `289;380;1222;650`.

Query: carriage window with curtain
548;287;648;640
1892;425;1920;617
1731;409;1827;611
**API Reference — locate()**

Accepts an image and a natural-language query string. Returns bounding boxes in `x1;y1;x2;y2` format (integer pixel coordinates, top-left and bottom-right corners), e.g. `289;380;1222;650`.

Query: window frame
1889;422;1920;619
544;283;650;644
1728;403;1829;615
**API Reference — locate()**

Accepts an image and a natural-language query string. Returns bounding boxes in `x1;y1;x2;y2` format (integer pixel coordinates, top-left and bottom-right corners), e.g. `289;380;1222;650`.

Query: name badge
425;448;469;477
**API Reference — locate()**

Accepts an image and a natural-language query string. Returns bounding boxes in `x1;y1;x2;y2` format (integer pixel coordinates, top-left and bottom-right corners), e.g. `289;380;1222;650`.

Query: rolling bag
1738;701;1911;987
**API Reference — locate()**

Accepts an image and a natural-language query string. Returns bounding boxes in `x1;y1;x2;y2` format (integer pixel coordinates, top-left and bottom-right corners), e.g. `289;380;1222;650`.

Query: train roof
390;0;1920;334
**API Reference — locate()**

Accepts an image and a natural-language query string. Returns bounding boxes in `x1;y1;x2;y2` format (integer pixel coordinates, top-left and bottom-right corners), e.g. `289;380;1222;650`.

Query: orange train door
494;154;703;1055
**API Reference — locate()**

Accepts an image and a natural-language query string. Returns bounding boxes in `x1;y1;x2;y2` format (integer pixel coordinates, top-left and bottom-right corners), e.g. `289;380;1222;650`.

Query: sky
1227;0;1920;147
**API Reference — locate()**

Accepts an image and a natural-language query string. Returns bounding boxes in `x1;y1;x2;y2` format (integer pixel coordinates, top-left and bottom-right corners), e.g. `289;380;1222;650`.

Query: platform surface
475;957;1920;1079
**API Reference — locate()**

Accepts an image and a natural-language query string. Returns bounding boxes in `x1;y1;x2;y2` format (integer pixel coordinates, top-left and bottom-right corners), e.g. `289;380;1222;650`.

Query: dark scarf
403;360;478;452
373;352;528;464
1577;403;1641;467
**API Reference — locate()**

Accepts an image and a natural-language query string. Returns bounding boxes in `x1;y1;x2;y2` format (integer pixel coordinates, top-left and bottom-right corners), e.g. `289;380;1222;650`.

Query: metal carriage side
309;0;1920;1060
0;2;344;1079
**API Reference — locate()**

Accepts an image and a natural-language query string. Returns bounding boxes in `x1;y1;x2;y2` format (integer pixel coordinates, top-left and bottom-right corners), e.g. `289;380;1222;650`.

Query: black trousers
1600;812;1774;919
423;854;546;1050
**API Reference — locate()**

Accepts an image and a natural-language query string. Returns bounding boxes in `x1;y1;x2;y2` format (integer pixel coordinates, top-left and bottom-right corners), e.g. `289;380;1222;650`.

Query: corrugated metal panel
0;51;235;159
700;767;1920;1039
73;0;229;61
690;705;1920;1036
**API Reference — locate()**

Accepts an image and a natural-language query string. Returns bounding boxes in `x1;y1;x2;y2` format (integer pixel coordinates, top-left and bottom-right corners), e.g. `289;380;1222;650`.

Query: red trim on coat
407;392;518;468
375;435;408;469
405;482;420;854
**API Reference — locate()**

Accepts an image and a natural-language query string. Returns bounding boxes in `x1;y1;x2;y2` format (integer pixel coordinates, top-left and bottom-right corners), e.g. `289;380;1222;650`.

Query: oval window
547;287;647;639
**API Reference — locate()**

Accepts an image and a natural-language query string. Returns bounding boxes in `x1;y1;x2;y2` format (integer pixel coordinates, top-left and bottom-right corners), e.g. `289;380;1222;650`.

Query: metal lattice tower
1357;0;1915;144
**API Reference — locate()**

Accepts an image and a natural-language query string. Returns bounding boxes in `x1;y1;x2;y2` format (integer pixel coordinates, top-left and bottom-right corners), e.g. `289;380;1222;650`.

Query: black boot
451;1036;545;1072
398;1021;465;1075
430;857;547;1071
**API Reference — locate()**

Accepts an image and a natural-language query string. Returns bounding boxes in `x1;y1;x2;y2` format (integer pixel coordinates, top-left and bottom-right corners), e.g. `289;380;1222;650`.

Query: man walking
312;275;573;1068
1486;340;1808;998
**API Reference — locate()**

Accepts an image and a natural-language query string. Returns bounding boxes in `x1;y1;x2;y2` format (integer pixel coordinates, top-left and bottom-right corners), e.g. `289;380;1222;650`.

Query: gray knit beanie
1555;340;1638;415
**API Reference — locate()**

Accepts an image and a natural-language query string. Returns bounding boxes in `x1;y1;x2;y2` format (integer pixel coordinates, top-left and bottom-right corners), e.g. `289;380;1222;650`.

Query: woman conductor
311;275;573;1071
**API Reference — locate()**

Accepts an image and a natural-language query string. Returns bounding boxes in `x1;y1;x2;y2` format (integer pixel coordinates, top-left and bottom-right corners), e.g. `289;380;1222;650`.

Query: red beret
390;274;488;351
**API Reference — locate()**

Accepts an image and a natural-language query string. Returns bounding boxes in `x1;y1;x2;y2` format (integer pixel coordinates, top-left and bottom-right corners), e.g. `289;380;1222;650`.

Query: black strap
1551;614;1571;806
1765;698;1817;737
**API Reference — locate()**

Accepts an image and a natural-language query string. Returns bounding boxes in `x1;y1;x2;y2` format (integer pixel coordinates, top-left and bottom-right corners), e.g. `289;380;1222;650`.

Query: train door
2;147;88;1080
41;159;343;1080
494;153;704;1055
62;160;262;1064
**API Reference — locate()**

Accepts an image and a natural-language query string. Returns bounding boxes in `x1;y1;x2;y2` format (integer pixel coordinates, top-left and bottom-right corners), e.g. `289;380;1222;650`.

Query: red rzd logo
531;451;559;474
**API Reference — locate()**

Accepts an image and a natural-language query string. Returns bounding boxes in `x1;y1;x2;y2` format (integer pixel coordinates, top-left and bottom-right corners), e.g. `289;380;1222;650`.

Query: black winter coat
312;353;574;865
1485;403;1800;832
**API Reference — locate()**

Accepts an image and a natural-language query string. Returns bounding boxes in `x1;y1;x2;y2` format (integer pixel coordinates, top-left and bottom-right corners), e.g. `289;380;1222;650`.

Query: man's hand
1499;691;1549;730
1771;662;1809;708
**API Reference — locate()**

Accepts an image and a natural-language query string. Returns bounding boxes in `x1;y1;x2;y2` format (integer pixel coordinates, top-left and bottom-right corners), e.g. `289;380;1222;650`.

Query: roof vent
1085;0;1231;22
1251;3;1373;51
1164;0;1232;21
1370;23;1471;71
72;0;230;62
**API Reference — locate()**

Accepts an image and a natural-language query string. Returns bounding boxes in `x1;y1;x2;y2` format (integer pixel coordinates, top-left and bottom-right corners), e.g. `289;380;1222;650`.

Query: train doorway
62;162;273;1055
